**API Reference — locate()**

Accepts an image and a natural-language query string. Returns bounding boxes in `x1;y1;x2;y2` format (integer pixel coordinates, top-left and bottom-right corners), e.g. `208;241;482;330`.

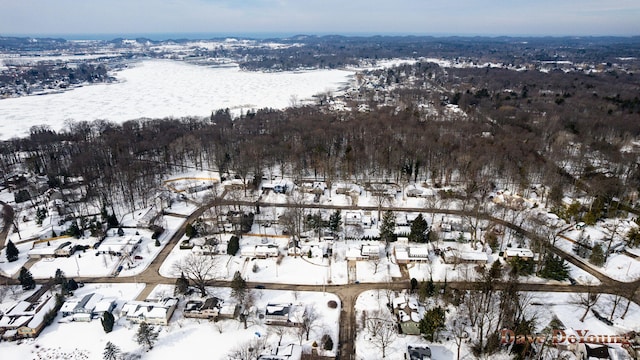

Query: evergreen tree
107;214;119;228
539;255;570;281
67;222;81;238
419;306;446;341
103;341;121;360
54;268;69;295
508;256;535;277
54;268;66;285
230;271;247;305
136;322;159;351
410;278;418;293
328;210;342;236
5;240;19;262
322;335;334;350
67;278;79;291
408;214;429;243
573;234;591;258
185;223;196;239
18;267;35;290
117;227;124;236
627;227;640;247
379;210;396;245
174;272;189;295
227;235;240;255
589;243;606;267
426;277;436;297
101;311;115;333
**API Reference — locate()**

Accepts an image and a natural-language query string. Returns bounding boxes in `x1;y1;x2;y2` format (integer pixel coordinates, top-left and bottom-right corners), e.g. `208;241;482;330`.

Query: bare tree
270;325;290;346
366;316;397;358
450;318;469;360
370;183;391;221
296;305;320;342
172;252;223;297
227;337;266;360
280;192;306;245
370;256;382;274
571;285;601;322
606;293;625;322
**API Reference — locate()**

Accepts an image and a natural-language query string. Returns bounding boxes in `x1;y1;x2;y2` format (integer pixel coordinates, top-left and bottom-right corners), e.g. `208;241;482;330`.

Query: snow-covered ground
354;289;640;360
0;284;340;360
0;59;354;140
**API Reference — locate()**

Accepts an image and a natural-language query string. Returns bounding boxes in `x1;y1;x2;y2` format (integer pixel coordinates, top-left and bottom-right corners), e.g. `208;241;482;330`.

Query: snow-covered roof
121;298;177;320
361;245;380;256
459;251;488;261
93;298;116;313
505;248;534;258
395;247;409;262
408;247;429;258
346;247;362;259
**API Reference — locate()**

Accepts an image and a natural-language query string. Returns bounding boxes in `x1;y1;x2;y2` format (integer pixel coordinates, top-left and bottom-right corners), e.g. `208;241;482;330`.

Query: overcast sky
2;0;638;38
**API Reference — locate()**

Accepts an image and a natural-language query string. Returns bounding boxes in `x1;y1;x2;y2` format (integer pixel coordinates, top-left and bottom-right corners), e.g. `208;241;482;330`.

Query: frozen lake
0;60;354;140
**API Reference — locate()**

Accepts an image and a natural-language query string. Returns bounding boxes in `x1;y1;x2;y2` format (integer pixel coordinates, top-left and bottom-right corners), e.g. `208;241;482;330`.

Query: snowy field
0;60;354;140
354;289;640;360
0;284;340;360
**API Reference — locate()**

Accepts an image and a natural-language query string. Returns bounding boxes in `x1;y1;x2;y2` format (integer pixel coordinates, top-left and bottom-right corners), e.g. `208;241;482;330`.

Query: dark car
254;285;265;289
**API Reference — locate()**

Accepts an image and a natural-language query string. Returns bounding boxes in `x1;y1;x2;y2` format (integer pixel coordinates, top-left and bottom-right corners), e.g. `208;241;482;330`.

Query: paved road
6;198;640;359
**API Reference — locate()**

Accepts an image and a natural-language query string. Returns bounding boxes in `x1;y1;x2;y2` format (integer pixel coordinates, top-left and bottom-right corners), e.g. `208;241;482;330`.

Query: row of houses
0;287;57;341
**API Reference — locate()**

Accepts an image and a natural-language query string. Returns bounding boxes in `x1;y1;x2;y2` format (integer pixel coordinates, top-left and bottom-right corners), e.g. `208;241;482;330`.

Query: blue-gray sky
2;0;638;38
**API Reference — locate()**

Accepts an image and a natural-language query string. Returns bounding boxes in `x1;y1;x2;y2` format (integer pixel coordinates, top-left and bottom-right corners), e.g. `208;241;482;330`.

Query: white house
344;211;363;225
120;298;178;326
504;248;534;260
361;245;381;258
0;293;57;341
258;344;303;360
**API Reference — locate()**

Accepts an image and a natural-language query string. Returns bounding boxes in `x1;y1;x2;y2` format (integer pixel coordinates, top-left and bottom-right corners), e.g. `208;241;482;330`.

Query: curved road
4;198;640;359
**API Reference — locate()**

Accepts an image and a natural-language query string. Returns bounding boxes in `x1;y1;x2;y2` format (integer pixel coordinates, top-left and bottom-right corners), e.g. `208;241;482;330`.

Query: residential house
60;293;116;321
120;298;178;326
395;246;430;264
393;296;422;335
504;248;534;261
264;303;305;326
0;294;57;341
408;345;432;360
241;245;279;259
258;344;303;360
344;211;363;226
361;245;381;258
183;297;222;320
54;241;75;257
459;251;488;264
265;303;292;325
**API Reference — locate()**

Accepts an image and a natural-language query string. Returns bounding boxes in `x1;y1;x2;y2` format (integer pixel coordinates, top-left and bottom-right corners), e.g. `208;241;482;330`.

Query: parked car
134;255;143;260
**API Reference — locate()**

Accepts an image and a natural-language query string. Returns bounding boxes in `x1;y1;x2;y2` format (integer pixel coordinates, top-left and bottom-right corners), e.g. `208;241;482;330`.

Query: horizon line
3;31;640;41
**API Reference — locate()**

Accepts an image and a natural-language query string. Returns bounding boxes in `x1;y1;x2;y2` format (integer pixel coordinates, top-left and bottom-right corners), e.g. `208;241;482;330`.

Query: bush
327;300;338;309
150;226;164;239
14;189;31;203
322;334;334;351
